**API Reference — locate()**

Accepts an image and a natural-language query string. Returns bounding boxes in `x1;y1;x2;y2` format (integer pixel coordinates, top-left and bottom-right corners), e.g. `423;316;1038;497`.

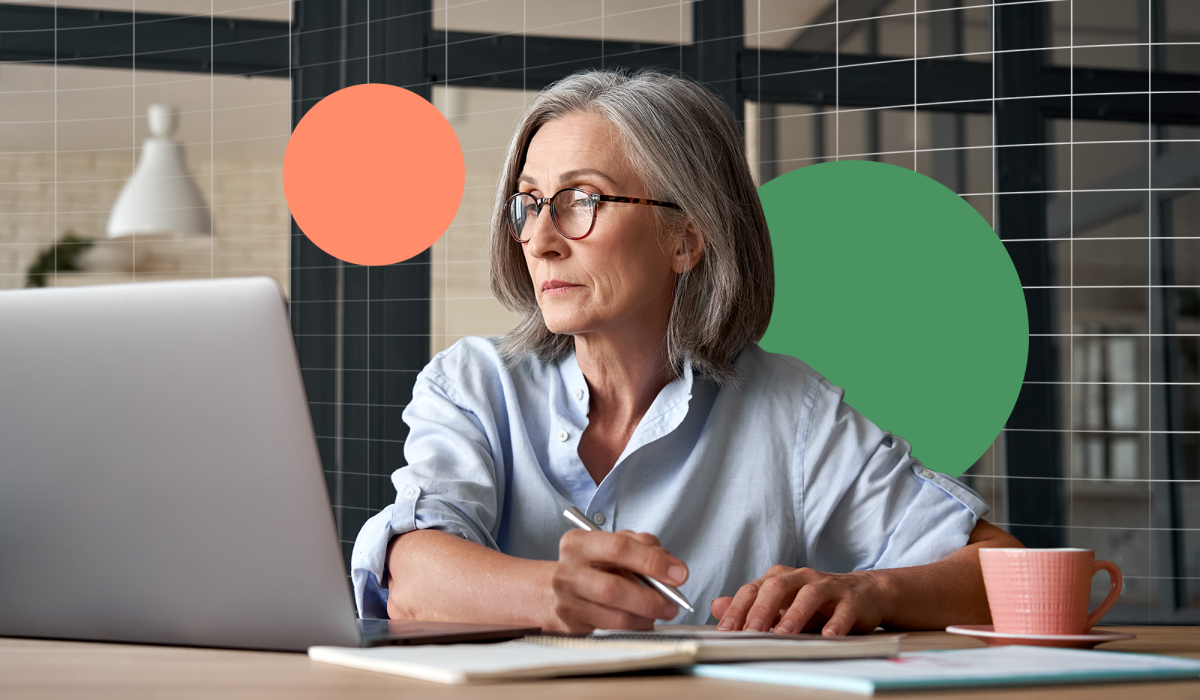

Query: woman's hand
711;566;891;636
550;529;688;634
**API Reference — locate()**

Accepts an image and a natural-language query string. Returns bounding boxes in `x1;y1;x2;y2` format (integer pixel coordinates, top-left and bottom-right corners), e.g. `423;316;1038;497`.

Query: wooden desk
3;627;1197;699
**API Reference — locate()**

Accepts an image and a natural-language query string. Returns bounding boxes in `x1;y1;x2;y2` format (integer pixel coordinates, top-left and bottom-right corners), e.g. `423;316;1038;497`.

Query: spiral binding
522;635;700;654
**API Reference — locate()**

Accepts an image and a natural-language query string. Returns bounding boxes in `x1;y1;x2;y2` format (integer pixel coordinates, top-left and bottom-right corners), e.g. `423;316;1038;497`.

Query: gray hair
489;69;773;385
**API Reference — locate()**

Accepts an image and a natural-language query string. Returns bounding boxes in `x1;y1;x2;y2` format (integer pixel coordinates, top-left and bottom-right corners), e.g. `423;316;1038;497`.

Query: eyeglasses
506;188;682;243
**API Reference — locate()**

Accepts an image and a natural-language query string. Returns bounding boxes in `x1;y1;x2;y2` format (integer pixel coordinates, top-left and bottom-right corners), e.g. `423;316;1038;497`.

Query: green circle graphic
759;161;1028;477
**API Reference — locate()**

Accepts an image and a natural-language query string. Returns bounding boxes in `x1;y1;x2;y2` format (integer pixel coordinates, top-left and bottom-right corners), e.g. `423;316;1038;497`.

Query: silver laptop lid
0;278;360;651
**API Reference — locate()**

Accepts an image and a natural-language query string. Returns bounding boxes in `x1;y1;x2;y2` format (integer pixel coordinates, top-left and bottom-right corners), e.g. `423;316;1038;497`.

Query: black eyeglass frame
506;188;682;242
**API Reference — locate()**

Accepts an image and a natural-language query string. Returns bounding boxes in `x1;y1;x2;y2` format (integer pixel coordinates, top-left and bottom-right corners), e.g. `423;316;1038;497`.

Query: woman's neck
573;329;675;427
573;330;675;485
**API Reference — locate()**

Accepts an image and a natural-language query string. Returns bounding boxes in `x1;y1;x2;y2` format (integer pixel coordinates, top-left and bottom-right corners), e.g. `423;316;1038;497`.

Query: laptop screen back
0;278;360;651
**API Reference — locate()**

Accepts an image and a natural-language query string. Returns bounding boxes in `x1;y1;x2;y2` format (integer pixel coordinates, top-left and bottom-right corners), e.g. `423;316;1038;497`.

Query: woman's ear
671;219;705;273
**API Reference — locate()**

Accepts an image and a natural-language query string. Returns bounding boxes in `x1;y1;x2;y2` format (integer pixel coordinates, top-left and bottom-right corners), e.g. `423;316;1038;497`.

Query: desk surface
3;627;1198;699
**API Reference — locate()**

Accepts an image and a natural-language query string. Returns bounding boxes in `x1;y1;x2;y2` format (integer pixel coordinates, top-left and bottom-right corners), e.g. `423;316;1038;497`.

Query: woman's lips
542;280;582;295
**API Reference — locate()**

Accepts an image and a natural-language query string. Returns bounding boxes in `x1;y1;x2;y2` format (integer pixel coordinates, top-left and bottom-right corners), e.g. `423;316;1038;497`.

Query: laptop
0;278;537;651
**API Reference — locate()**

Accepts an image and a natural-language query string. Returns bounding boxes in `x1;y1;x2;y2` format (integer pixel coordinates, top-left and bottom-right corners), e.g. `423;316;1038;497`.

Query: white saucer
946;625;1136;649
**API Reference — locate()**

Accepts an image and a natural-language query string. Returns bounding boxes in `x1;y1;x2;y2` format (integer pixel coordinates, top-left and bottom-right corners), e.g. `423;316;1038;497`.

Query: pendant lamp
107;104;212;238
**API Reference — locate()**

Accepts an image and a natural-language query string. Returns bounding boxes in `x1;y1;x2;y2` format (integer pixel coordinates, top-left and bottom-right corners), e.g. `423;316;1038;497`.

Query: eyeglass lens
508;189;596;241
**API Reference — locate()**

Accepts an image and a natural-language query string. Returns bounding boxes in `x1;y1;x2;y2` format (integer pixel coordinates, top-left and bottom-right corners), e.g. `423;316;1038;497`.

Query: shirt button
402;487;417;499
557;430;570;442
574;388;584;401
592;512;606;526
919;468;935;479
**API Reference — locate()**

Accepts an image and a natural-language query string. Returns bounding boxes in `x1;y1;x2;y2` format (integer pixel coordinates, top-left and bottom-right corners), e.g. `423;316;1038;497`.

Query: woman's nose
524;205;567;259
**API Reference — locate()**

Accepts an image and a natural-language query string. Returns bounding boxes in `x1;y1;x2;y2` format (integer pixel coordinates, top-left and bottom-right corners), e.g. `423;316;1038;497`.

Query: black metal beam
360;0;432;534
693;0;744;125
0;3;288;76
427;35;1200;125
289;0;346;554
928;1;966;199
752;49;997;112
4;3;1195;127
788;0;894;51
289;0;433;569
994;0;1063;549
428;30;693;91
1043;64;1200;126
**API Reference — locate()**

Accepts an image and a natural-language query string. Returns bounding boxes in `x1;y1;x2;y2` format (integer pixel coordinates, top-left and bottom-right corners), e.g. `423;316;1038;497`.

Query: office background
0;0;1196;624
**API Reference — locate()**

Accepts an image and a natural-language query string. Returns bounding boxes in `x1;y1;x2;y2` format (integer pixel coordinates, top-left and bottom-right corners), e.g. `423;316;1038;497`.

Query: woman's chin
543;322;582;336
539;308;589;336
541;316;594;337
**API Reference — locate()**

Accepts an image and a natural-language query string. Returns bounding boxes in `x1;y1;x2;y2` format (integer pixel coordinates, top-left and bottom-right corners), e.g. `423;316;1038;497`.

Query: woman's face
517;111;691;342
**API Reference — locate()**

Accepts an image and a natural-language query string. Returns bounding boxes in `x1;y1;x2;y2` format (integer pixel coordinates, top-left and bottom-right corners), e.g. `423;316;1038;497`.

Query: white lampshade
107;104;212;238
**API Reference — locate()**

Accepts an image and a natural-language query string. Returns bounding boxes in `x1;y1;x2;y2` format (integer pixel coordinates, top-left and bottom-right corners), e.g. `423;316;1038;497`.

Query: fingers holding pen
559;529;688;586
623;530;662;549
551;529;687;633
552;561;676;621
551;580;661;634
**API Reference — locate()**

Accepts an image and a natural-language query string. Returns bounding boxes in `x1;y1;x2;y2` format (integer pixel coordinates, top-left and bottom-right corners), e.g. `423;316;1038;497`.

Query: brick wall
0;147;289;292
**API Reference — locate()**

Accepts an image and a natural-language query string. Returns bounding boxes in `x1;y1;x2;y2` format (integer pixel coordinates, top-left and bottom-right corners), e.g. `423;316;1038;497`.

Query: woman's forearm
871;519;1022;630
384;529;558;628
386;527;695;633
387;521;1019;633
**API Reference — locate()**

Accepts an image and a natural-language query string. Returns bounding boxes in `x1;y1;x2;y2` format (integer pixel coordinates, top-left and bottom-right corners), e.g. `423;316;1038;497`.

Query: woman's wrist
534;561;565;631
382;534;400;589
858;568;900;628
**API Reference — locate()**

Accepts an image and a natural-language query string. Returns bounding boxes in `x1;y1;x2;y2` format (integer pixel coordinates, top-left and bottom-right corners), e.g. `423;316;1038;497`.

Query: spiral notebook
308;631;901;684
590;628;903;661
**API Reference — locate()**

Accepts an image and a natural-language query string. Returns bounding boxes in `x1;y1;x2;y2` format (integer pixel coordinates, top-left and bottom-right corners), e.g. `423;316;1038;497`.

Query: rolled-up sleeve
351;358;506;618
800;379;988;574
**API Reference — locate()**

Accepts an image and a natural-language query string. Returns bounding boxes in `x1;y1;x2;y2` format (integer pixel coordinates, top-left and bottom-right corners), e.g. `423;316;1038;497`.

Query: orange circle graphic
283;83;464;266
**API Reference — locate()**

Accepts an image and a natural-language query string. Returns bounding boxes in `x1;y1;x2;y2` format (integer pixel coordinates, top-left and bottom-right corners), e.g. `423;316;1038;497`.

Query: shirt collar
558;348;588;414
557;349;695;431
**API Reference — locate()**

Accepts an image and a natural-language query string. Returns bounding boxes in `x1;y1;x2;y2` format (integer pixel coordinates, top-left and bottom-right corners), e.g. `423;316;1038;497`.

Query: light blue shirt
351;337;988;623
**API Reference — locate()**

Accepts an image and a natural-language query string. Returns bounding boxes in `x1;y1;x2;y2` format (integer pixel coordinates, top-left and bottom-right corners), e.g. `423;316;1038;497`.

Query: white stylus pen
562;505;695;614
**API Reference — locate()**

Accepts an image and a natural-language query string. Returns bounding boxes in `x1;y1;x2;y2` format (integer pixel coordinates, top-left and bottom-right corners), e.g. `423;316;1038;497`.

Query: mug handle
1085;560;1123;629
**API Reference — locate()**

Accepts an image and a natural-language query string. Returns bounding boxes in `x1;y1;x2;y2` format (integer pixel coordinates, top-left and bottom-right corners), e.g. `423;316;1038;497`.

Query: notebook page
692;646;1200;695
309;639;696;684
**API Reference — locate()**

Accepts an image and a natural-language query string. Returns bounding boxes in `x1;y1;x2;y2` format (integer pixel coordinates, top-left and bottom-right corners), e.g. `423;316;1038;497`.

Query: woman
352;69;1021;635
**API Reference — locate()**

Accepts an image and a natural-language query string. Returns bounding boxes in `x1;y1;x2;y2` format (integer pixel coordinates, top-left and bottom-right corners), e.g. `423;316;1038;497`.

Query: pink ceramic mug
979;548;1122;635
